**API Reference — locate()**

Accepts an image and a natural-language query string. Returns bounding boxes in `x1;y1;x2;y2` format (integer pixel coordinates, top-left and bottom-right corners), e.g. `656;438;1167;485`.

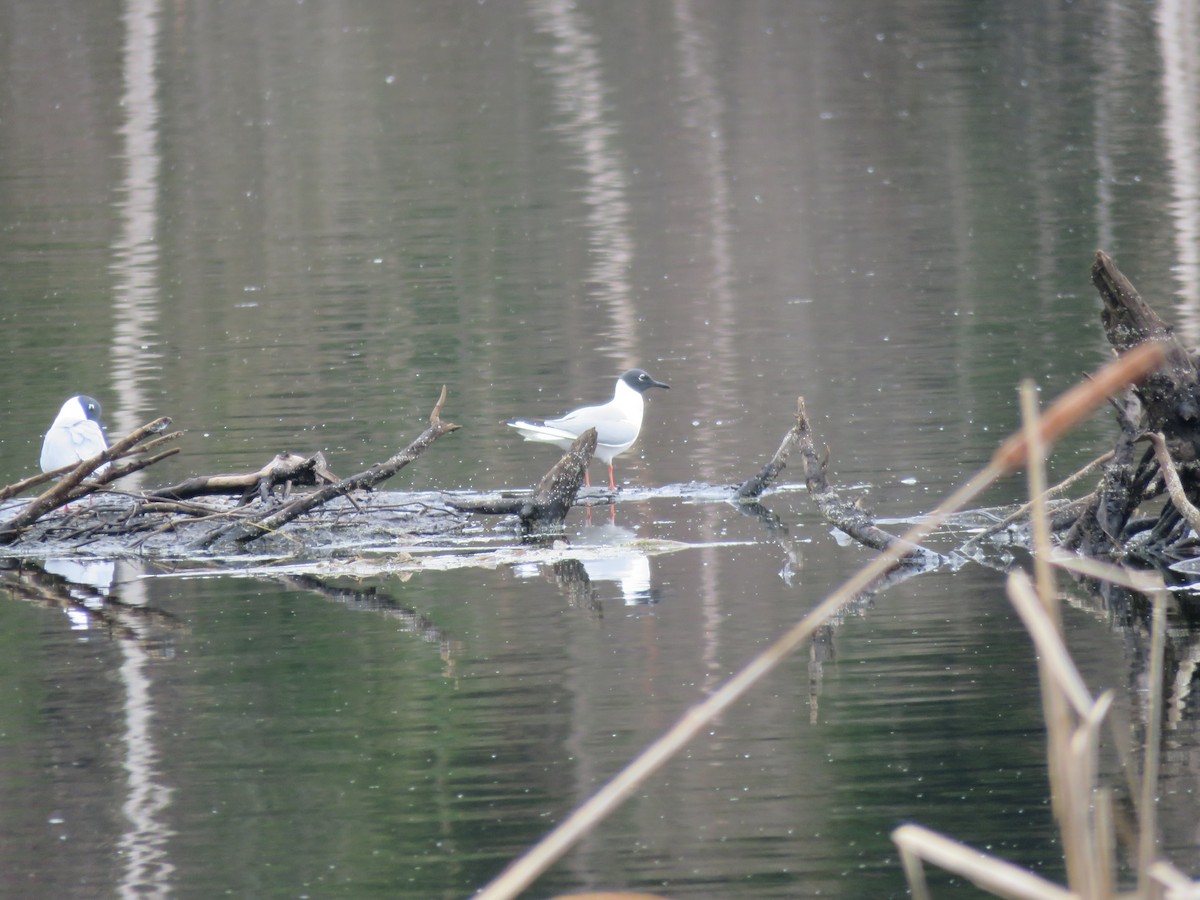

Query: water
1;0;1198;896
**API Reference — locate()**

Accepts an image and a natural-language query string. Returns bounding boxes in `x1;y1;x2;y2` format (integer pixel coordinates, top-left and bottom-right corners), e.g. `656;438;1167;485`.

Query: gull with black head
40;395;109;475
507;368;669;489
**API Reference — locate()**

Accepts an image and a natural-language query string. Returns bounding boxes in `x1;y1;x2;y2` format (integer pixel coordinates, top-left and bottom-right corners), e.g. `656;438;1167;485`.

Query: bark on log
449;429;597;534
518;428;596;531
146;451;339;504
1055;252;1200;561
1094;250;1200;460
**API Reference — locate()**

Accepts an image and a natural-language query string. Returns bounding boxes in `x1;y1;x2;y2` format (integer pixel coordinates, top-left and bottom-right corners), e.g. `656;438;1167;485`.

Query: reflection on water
529;0;637;364
576;529;655;605
3;0;1200;895
42;558;115;630
3;558;176;897
116;637;175;899
1156;0;1200;339
516;522;658;606
110;0;163;477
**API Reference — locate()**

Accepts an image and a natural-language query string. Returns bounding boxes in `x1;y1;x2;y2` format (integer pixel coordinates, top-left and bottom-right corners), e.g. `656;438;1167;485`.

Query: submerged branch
1146;431;1200;535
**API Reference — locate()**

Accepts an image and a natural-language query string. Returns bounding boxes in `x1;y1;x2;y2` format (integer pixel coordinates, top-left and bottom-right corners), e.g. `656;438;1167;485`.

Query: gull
507;368;669;489
40;395;109;475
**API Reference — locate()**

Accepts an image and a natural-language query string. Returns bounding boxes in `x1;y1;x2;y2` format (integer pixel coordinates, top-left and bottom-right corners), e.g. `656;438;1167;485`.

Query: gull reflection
42;557;116;630
516;523;659;607
575;523;656;605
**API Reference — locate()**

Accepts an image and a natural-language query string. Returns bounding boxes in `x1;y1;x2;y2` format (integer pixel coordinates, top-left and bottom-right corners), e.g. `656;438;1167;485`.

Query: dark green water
1;0;1198;896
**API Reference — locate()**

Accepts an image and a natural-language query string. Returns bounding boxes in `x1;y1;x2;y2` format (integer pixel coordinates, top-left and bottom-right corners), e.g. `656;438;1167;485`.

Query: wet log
1093;250;1200;461
1052;253;1200;561
449;428;597;534
146;451;340;504
205;386;461;548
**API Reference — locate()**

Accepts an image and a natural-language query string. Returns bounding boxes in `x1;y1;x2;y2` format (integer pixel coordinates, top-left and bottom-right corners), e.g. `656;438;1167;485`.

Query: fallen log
146;451;340;504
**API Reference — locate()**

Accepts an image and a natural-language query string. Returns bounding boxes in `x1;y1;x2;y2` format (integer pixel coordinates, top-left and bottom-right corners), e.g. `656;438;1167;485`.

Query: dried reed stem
1019;382;1096;893
1007;572;1094;717
892;825;1076;900
894;368;1181;900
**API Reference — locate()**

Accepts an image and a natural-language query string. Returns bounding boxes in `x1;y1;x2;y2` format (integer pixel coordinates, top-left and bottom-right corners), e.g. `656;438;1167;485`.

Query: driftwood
0;386;613;557
200;385;461;548
788;398;944;567
146;451;341;505
1046;252;1200;563
449;428;597;533
762;254;1182;574
1;257;1191;572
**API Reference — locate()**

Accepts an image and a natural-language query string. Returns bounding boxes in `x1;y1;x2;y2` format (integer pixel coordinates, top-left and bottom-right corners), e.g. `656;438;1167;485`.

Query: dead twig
145;451;338;504
204;387;460;548
964;450;1114;547
734;398;804;500
1144;431;1200;534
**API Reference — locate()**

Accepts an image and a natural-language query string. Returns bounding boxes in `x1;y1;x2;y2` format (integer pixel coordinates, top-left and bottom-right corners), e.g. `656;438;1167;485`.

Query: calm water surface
1;1;1199;897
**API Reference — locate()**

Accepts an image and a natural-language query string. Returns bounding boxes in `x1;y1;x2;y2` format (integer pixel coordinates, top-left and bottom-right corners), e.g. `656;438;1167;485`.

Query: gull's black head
620;369;670;394
75;395;103;423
